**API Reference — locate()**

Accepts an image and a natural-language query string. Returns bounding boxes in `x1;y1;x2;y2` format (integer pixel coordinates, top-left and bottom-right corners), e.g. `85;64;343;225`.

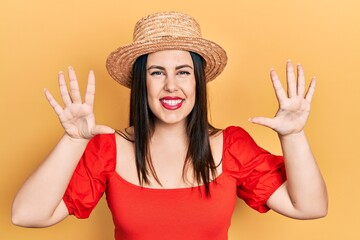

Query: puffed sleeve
63;134;116;218
222;126;286;213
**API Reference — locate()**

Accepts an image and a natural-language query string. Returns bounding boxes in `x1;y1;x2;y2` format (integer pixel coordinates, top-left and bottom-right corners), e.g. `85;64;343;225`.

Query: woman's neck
151;120;188;146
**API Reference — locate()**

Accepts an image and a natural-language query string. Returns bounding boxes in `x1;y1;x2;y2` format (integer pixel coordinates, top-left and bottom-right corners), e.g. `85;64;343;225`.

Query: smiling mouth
160;98;184;110
162;99;183;106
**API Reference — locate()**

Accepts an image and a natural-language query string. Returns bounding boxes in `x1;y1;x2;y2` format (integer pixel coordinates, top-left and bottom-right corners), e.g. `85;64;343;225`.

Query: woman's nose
164;74;178;92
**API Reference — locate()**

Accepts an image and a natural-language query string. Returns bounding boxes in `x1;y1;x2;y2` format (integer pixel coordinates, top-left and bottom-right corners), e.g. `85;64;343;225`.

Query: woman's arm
12;67;114;227
12;135;89;227
267;131;328;219
250;61;328;219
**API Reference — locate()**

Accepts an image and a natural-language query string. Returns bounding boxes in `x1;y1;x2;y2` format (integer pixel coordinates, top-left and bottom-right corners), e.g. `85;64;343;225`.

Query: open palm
44;67;113;139
250;61;316;136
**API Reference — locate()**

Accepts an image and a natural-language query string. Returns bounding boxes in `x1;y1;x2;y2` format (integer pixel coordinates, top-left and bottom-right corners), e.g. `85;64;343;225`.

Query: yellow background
1;0;359;239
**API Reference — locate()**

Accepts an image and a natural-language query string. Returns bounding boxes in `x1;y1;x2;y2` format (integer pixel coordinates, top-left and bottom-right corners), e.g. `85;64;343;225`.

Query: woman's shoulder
86;132;117;150
221;125;254;143
115;126;135;142
220;125;261;164
114;127;137;180
209;125;252;148
114;127;135;159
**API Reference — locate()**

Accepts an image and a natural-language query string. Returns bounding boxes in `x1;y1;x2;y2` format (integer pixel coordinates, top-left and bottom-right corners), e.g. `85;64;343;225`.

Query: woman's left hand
250;60;316;136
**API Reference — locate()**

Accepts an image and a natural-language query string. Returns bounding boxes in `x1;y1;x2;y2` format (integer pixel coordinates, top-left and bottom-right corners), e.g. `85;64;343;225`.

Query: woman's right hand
44;67;114;139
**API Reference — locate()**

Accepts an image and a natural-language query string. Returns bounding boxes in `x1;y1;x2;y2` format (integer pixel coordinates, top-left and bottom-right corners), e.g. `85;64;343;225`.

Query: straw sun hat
106;11;227;88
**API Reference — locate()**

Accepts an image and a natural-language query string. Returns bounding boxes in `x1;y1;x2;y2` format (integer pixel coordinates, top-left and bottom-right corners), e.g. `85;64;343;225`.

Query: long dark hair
128;51;218;195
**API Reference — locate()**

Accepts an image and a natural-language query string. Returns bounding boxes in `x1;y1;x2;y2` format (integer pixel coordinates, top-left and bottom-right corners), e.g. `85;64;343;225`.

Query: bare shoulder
209;129;224;169
114;127;137;177
209;129;223;146
115;126;135;153
115;126;134;142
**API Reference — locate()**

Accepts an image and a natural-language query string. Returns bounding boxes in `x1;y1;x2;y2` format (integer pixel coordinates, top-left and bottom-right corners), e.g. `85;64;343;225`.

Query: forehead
147;50;193;67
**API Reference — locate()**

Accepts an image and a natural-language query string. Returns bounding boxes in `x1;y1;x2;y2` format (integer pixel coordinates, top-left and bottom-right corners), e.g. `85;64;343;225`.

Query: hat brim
106;36;227;88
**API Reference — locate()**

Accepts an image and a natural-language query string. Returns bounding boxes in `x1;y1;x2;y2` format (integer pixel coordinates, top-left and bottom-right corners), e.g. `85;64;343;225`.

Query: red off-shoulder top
63;126;286;240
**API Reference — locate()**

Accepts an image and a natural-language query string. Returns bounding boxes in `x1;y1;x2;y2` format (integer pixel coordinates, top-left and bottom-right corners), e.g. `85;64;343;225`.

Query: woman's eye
178;71;190;76
150;71;163;76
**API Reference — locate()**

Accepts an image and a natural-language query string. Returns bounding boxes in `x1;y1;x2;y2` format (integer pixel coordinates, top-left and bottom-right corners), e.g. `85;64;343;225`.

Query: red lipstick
160;96;184;110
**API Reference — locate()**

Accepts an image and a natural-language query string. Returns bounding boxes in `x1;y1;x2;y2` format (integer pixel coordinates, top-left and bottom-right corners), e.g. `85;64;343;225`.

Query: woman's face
146;50;196;126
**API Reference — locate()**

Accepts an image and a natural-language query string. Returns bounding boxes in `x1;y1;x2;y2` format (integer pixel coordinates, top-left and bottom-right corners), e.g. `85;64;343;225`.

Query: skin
146;50;196;127
117;51;222;188
254;62;328;219
11;50;327;228
144;50;199;187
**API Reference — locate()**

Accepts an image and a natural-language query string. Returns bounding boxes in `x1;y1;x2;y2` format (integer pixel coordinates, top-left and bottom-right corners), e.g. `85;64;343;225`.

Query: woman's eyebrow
147;64;193;71
175;64;193;70
147;65;165;71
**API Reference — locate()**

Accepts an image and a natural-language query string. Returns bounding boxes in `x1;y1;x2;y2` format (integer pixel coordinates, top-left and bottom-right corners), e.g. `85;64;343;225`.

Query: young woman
12;11;327;240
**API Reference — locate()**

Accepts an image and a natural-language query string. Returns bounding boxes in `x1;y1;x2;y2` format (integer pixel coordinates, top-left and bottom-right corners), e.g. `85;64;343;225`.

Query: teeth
162;99;183;106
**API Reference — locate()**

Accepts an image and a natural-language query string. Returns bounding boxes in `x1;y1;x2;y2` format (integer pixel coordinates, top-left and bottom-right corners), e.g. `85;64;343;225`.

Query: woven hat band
133;12;202;41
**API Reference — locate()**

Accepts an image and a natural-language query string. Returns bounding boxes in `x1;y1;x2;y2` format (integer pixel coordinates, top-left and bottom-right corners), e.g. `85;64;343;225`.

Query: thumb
92;125;115;135
249;117;274;129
